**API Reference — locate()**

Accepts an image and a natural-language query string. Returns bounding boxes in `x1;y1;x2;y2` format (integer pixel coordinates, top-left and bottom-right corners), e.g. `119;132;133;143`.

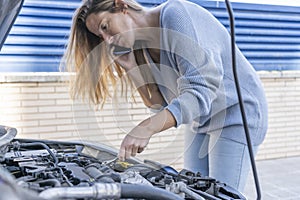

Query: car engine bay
0;125;247;200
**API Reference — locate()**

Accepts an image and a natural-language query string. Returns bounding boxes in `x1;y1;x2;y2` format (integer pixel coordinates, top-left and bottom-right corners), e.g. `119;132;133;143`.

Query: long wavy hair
62;0;144;107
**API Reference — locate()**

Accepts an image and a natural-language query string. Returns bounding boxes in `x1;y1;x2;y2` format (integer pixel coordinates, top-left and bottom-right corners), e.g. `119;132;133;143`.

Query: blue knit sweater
148;0;268;145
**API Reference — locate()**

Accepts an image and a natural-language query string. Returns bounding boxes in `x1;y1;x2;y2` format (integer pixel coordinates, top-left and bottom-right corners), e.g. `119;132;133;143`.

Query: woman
63;0;268;191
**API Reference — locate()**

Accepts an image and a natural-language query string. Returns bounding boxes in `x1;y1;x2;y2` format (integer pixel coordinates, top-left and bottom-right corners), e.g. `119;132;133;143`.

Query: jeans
184;126;259;192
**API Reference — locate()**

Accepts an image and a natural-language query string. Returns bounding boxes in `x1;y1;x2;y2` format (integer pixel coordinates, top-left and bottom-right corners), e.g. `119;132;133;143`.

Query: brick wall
0;71;300;169
256;71;300;160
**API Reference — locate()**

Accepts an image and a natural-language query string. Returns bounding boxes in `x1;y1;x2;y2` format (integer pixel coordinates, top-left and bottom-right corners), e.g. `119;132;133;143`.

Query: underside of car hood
0;0;24;51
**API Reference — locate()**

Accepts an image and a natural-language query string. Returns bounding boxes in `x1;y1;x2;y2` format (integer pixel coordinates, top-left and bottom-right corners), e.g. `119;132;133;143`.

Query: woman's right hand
113;51;137;72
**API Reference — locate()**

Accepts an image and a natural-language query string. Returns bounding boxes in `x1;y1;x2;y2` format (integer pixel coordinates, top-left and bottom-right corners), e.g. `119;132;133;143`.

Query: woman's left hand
113;51;137;72
118;125;153;161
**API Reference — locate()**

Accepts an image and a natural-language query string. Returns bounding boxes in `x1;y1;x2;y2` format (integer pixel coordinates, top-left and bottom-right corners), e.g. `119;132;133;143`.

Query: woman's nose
102;33;113;44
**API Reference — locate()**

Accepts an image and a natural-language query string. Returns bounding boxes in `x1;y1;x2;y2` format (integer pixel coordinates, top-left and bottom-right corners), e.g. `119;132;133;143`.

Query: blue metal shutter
195;0;300;71
0;0;299;72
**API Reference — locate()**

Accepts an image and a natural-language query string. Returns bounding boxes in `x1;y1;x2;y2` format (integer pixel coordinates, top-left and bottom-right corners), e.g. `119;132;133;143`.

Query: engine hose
0;125;17;147
39;183;121;199
121;184;183;200
36;179;61;187
39;183;183;200
20;142;58;165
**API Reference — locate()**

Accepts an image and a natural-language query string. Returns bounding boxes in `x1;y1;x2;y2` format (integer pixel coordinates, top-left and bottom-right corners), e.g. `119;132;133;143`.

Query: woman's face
86;11;135;49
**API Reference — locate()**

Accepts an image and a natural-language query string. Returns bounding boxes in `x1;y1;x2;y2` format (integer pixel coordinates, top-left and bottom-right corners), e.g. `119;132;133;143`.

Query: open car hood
0;0;24;51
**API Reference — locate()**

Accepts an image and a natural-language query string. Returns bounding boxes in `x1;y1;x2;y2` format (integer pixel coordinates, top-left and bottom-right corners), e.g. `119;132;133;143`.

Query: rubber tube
0;125;17;147
20;142;58;165
120;184;183;200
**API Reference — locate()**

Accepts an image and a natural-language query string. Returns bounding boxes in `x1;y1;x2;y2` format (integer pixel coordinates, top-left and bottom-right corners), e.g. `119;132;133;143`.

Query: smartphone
112;44;132;55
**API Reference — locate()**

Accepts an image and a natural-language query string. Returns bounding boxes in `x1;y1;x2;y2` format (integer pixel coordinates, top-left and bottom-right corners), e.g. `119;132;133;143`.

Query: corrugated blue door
196;0;300;71
0;0;299;72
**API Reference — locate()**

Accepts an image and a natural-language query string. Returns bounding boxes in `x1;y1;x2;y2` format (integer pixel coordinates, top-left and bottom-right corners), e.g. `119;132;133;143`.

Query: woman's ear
114;0;128;14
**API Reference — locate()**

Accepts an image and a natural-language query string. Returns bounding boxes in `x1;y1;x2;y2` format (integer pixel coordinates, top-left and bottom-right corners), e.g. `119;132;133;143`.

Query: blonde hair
62;0;143;107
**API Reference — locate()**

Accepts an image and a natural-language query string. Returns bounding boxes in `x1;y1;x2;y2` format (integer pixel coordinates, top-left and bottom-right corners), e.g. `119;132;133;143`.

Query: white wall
1;71;300;170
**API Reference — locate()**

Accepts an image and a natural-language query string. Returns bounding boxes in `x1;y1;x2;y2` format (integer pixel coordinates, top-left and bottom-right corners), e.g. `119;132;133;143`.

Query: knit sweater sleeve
160;0;225;127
